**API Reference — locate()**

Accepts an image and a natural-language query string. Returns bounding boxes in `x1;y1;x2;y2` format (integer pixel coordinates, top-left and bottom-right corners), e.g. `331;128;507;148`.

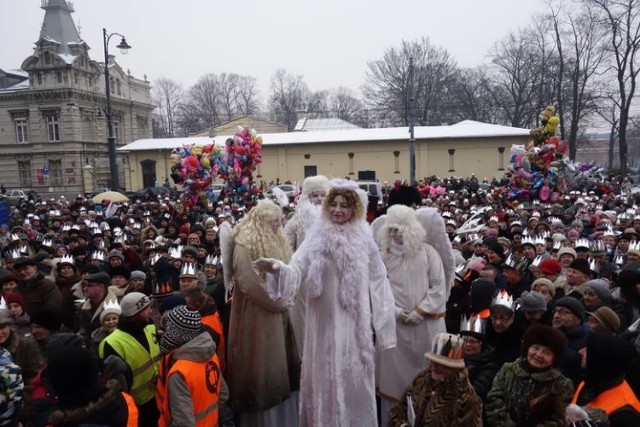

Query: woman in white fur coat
283;175;329;358
255;179;397;427
373;204;455;425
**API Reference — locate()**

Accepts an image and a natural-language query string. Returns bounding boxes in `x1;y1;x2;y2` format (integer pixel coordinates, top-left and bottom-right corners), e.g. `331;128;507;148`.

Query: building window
15;117;29;144
498;147;506;171
114;121;120;143
49;160;62;186
18;161;32;187
116;80;121;95
37;73;43;85
74;72;78;84
57;72;62;83
348;152;355;175
448;149;456;172
393;151;400;174
44;51;51;64
304;165;317;177
44;112;60;142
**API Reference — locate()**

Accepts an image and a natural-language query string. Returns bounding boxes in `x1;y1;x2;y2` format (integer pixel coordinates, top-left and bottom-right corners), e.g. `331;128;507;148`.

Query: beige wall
124;134;528;191
191;117;287;137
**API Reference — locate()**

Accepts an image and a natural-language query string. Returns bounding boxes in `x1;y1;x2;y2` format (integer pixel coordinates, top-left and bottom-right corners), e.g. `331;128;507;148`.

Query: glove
253;258;281;274
398;310;412;323
394;305;403;319
403;310;424;325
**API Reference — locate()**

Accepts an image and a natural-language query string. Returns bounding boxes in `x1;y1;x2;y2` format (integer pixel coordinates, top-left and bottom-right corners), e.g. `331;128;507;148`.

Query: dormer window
44;51;51;64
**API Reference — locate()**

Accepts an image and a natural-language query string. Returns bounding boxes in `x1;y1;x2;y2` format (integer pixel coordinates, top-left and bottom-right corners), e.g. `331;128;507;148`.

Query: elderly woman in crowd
485;324;574;426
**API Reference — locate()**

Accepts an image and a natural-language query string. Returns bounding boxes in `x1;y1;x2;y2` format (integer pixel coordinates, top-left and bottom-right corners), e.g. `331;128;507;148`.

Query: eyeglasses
490;314;513;322
554;308;576;317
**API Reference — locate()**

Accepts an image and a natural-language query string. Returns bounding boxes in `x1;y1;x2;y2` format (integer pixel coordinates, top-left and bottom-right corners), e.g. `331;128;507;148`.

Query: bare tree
363;37;458;127
234;75;261;117
588;0;640;173
448;68;499;123
269;69;309;131
152;77;183;138
596;94;621;170
328;87;370;127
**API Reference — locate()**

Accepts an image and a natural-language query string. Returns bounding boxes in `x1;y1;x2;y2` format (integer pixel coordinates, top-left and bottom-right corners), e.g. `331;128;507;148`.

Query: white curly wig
376;204;426;254
300;175;330;202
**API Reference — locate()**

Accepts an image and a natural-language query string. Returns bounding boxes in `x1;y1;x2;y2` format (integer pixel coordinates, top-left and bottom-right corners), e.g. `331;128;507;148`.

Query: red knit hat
539;258;562;275
4;292;26;310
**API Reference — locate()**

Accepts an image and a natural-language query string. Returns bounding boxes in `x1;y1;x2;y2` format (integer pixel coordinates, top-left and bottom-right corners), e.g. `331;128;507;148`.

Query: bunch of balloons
169;127;263;204
501;105;601;206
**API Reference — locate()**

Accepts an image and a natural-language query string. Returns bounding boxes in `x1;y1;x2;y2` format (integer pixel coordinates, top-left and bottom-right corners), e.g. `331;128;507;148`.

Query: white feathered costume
373;205;455;406
265;179;397;426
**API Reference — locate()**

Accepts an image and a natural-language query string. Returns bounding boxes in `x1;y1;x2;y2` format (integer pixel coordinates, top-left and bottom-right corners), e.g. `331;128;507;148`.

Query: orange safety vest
158;352;222;427
572;380;640;415
201;311;226;373
121;391;139;427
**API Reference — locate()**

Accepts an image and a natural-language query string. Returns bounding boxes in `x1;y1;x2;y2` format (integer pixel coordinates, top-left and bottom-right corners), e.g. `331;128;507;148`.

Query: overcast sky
2;0;541;96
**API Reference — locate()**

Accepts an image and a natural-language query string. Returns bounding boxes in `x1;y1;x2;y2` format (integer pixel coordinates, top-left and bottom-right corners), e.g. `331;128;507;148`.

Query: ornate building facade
0;0;153;196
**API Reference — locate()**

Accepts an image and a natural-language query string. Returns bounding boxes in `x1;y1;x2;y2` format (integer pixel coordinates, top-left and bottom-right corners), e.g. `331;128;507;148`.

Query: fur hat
522;324;568;367
425;332;465;369
301;175;329;198
0;309;14;326
587;306;620;334
120;293;150;318
377;205;426;254
539;258;562;276
584;279;611;303
181;245;198;259
108;265;131;281
519;291;546;312
160;305;202;354
555;296;585;321
569;258;592;277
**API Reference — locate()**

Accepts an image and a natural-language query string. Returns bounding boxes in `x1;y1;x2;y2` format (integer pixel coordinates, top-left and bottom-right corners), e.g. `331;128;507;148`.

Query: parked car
127;186;178;201
266;184;297;202
4;189;40;205
357;181;383;201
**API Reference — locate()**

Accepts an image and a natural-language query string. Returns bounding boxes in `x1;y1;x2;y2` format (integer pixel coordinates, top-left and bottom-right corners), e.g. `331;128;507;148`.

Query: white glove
403;310;424;325
398;310;412;323
253;258;281;274
394;306;404;319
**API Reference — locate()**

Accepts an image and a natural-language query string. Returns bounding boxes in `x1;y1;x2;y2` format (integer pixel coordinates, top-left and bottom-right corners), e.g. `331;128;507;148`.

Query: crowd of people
0;172;639;426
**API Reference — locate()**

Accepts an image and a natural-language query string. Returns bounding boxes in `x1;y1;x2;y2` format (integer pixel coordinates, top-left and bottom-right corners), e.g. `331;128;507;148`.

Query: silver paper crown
102;299;121;313
20;245;29;256
492;290;515;310
180;262;197;277
10;234;20;242
9;249;21;260
59;254;74;266
591;240;606;252
62;225;71;232
615;255;625;265
430;333;464;361
589;258;599;273
521;236;535;246
132;223;141;230
113;227;123;237
489;215;499;223
522;229;529;236
100;222;110;231
575;238;590;250
92;251;106;262
0;296;6;310
91;228;102;236
42;239;53;248
628;241;640;253
531;255;543;267
534;235;546;246
460;315;487;335
143;210;151;217
604;227;616;237
553;241;562;250
511;220;522;227
168;246;182;259
205;255;219;266
504;253;516;268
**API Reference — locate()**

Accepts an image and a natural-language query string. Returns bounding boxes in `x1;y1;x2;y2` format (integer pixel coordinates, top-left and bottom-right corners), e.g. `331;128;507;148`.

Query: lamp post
103;28;131;191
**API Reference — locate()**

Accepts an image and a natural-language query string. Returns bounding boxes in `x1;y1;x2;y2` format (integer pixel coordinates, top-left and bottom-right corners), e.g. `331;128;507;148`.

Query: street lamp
103;28;131;191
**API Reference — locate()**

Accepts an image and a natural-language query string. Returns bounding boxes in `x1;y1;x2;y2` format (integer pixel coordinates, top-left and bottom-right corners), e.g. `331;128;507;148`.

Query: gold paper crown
492;289;515;311
180;262;197;277
460;315;486;335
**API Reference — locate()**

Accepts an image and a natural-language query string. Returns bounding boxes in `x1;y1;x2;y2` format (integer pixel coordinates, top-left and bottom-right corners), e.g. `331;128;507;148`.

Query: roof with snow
38;0;83;61
119;120;530;152
294;117;362;132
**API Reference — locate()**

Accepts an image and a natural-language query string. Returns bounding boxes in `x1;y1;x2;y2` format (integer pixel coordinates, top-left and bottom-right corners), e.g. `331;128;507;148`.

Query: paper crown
575;238;590;250
460;315;487;336
42;239;53;248
102;299;121;313
100;222;110;231
590;240;606;254
0;296;6;310
531;255;543;267
615;255;625;266
153;282;174;297
492;290;515;311
589;258;599;273
168;246;182;260
446;219;457;227
20;245;29;256
62;225;71;232
604;227;616;237
113;227;123;236
534;235;546;246
59;254;74;266
489;215;499;223
91;228;102;236
143;210;151;217
522;228;529;236
628;241;640;254
180;262;197;278
132;223;141;230
9;249;21;260
553;241;562;250
549;217;563;226
521;236;535;247
91;251;106;262
504;253;516;268
426;333;465;368
205;255;219;266
10;233;22;242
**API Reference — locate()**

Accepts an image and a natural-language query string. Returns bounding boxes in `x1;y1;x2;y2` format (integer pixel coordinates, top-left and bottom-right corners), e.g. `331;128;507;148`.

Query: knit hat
46;333;85;360
130;270;146;281
160;305;202;354
519;291;547;312
531;278;556;297
522;324;568;367
539;258;562;276
99;299;122;324
3;292;26;311
120;292;150;318
569;258;592;277
30;309;62;332
555;296;586;321
107;249;124;261
181;245;198;259
425;332;465;369
584;279;612;303
483;237;505;260
587;306;621;334
557;247;577;260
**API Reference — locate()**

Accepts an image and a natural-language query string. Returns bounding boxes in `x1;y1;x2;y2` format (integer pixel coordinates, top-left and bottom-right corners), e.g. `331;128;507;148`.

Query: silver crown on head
575;238;590;250
92;251;106;262
180;262;197;277
531;255;543;267
628;241;640;253
59;254;74;266
534;235;546;246
589;258;599;273
430;333;464;361
521;236;535;246
0;296;6;310
460;315;487;335
205;255;219;266
492;290;515;311
615;255;625;266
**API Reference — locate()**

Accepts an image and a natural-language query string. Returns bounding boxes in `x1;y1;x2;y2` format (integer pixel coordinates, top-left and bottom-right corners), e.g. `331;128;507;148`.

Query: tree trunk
619;113;629;174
